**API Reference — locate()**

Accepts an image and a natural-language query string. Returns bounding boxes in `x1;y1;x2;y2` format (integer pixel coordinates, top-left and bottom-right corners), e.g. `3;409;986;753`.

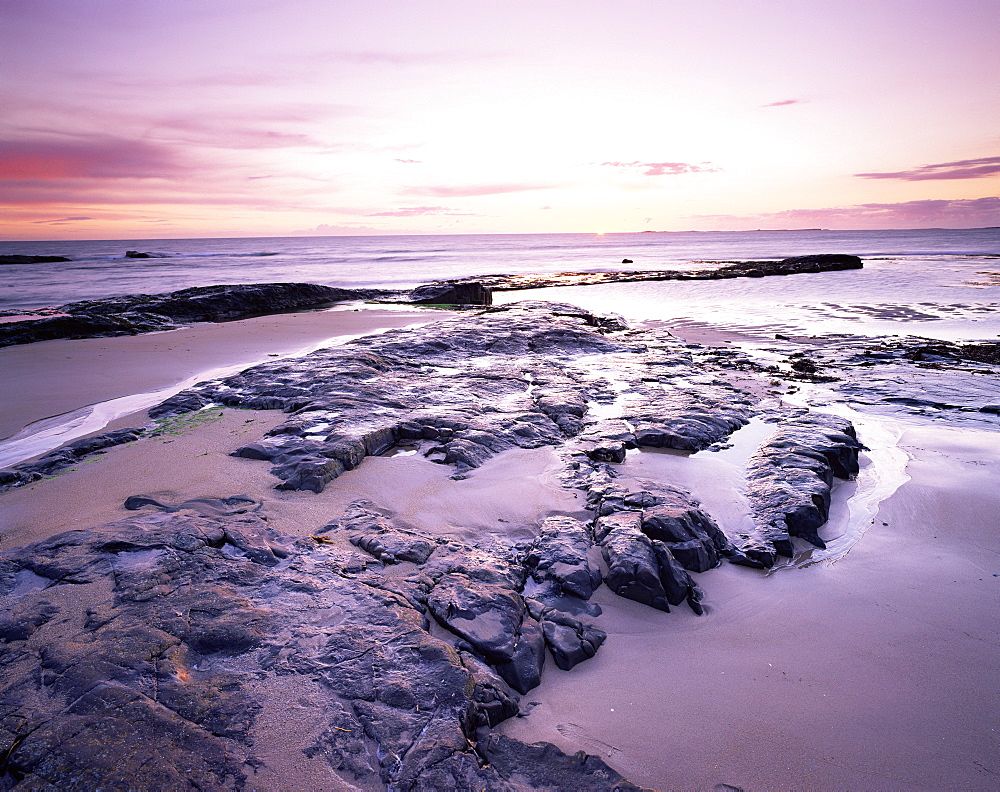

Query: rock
0;283;374;348
539;609;607;670
408;282;493;306
426;573;524;663
439;253;864;291
493;616;547;694
742;413;863;561
125;250;154;258
0;506;646;790
596;512;672;612
478;733;647;790
332;503;438;564
525;515;602;600
0;254;71;264
622;258;633;264
0;428;142;490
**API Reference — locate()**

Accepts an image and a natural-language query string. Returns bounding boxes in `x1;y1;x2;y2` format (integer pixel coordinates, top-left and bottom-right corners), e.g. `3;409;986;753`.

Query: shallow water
2;228;998;314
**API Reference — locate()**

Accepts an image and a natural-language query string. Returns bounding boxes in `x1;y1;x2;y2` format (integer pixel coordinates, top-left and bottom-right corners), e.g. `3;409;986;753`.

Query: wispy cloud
855;156;1000;181
760;99;804;108
689;197;1000;228
395;158;422;164
601;161;719;176
30;216;93;225
297;223;398;236
405;183;553;197
367;205;476;217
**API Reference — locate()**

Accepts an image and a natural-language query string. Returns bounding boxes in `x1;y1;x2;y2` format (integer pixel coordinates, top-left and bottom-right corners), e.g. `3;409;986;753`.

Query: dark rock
0;428;142;493
596;512;672;612
0;282;371;348
525;515;602;600
426;573;524;663
440;253;864;291
622;258;633;264
587;440;628;463
0;254;71;264
741;413;862;560
125;250;154;258
409;281;493;306
479;733;647;790
493;616;547;694
0;507;646;790
539;609;607;670
333;503;438;564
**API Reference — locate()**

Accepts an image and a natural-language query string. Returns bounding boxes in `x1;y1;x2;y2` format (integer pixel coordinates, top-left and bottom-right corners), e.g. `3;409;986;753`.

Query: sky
2;0;998;240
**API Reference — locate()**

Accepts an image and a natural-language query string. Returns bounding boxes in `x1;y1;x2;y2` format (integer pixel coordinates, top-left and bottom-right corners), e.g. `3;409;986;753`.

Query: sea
2;228;999;342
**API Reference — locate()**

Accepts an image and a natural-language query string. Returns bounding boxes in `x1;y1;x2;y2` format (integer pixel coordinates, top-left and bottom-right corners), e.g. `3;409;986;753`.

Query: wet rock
539;609;607;670
0;254;71;264
408;281;492;306
629;389;752;452
743;413;863;560
0;282;380;348
596;512;672;612
0;507;643;791
595;510;703;614
426;573;525;663
525;515;602;600
442;253;863;291
460;650;521;727
123;493;261;517
493;616;547;694
478;733;647;790
329;503;438;564
0;428;142;490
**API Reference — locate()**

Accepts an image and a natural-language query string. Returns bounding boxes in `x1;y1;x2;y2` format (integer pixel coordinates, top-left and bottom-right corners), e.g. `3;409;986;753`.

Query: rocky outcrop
0;505;643;791
408;281;493;306
0;282;374;347
440;254;864;291
2;298;901;789
739;413;863;564
0;427;143;488
0;254;71;265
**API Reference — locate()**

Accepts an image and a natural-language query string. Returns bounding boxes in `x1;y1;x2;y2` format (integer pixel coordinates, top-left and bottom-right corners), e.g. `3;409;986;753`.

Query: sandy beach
1;301;998;791
0;305;448;443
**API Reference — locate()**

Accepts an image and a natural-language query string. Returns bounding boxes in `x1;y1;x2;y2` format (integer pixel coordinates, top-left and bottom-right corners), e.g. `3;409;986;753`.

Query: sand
498;422;1000;791
0;305;447;442
1;308;998;791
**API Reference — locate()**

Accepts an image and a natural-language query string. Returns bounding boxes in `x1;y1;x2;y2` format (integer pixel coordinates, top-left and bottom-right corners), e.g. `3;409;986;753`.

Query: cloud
760;99;803;108
855;156;1000;181
296;223;397;236
601;161;719;176
405;183;553;197
688;197;1000;229
395;158;422;164
0;137;185;180
367;205;476;217
30;216;93;225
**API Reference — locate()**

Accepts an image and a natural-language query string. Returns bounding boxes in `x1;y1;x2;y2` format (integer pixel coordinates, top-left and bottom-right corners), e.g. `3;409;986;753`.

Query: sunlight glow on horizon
1;0;998;241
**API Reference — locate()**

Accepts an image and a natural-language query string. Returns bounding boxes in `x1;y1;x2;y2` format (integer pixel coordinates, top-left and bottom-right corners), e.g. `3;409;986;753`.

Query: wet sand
498;422;1000;791
0;305;447;442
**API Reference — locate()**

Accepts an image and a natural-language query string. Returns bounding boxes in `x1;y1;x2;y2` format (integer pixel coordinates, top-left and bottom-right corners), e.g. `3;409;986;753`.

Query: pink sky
2;0;998;239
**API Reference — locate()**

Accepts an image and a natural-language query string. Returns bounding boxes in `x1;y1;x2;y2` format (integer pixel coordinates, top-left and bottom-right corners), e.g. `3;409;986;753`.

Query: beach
0;238;998;791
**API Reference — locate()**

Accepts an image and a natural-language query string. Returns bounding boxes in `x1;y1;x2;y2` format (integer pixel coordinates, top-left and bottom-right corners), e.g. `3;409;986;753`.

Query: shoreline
0;304;451;461
0;297;997;790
